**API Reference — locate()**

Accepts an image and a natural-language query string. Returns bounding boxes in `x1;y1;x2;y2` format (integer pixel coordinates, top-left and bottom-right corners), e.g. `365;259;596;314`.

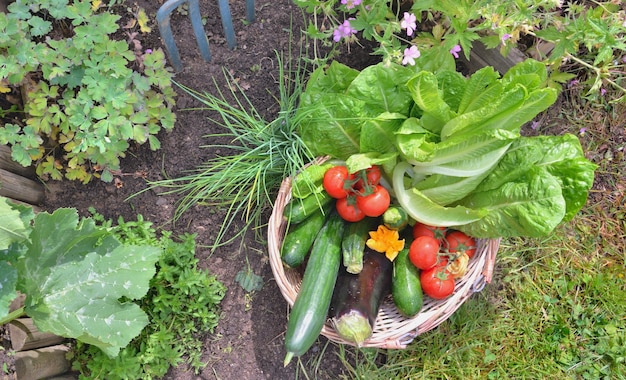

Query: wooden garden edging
0;145;44;209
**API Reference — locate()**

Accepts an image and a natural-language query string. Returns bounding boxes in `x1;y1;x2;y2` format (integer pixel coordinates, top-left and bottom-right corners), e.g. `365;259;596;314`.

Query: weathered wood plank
461;42;527;75
0;167;44;205
0;145;36;179
14;345;71;380
9;318;66;352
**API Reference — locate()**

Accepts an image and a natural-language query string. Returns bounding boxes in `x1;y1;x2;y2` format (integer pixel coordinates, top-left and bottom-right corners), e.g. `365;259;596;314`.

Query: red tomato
420;266;455;299
336;197;365;222
412;222;447;241
355;185;390;217
408;236;441;270
445;230;477;258
354;165;382;191
323;166;351;199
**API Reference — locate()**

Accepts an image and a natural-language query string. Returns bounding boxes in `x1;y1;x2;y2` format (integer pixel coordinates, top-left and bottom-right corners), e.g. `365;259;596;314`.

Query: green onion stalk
135;53;316;250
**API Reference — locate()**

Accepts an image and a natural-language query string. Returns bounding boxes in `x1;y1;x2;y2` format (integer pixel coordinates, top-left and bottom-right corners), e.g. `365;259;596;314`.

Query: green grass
343;96;626;379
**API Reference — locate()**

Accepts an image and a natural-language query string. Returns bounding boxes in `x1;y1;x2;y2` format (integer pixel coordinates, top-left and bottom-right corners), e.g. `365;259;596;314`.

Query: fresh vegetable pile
281;163;488;365
278;58;597;365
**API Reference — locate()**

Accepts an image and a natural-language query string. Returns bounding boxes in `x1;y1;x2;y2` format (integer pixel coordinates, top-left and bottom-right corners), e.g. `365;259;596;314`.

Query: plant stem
0;306;26;325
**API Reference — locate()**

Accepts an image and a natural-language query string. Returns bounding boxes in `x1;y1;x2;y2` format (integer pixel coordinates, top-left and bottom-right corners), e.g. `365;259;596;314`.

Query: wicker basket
268;159;500;349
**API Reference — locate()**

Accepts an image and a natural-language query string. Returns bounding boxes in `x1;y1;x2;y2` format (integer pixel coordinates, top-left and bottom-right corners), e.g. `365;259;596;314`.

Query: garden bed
1;0;624;379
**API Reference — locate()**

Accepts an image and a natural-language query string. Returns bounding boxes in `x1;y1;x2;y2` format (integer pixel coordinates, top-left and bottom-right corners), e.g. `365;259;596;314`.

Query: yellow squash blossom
366;225;405;261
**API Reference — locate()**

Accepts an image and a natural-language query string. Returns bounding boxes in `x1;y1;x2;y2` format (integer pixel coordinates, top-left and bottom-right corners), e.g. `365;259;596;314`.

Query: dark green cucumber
283;211;345;366
341;217;376;274
328;248;393;346
283;191;333;224
280;202;332;268
392;248;423;317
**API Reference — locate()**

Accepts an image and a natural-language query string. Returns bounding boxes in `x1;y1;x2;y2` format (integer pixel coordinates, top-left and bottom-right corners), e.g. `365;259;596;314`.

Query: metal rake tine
157;0;211;72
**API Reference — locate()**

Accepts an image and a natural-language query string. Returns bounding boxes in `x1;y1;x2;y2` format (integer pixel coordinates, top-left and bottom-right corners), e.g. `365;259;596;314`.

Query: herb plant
71;212;226;378
295;0;626;100
0;0;176;183
134;53;316;250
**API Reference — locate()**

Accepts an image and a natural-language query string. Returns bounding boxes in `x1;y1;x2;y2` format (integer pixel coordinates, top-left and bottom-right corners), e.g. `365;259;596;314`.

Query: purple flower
341;0;361;10
501;33;512;43
145;49;153;54
600;87;607;96
579;127;587;135
449;45;462;59
402;45;420;66
531;121;540;130
568;79;580;89
333;19;356;42
401;12;417;37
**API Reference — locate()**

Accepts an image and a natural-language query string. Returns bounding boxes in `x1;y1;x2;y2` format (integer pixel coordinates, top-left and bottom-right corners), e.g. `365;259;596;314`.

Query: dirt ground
2;1;375;379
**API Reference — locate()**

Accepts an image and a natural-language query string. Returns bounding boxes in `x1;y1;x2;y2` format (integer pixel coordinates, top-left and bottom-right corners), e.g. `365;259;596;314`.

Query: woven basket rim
268;158;499;349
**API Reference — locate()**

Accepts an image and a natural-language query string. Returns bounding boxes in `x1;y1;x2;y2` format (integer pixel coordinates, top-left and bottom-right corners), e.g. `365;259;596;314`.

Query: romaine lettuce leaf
455;167;566;237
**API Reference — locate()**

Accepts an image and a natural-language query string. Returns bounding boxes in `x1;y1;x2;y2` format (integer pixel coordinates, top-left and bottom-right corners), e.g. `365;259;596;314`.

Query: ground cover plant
70;211;226;379
295;0;626;100
0;0;176;183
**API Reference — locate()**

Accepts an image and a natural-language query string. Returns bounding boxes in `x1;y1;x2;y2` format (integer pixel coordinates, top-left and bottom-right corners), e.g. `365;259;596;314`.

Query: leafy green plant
0;0;176;183
70;210;226;378
0;197;161;357
295;0;626;99
295;58;596;237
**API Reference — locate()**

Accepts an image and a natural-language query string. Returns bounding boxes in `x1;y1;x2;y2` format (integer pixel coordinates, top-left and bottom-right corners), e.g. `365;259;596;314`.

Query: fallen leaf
137;8;151;33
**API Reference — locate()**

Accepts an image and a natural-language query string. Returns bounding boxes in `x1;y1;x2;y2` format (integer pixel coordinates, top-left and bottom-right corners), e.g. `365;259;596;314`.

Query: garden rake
157;0;256;71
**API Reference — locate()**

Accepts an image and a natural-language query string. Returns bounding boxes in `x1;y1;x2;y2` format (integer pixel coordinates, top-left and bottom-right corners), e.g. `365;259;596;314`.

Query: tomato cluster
323;165;390;222
408;223;477;300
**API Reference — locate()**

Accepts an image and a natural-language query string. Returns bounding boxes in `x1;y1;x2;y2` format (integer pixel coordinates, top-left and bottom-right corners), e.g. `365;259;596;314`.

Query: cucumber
283;211;345;366
392;248;423;317
283;191;333;224
280;202;332;268
341;217;376;274
329;248;393;345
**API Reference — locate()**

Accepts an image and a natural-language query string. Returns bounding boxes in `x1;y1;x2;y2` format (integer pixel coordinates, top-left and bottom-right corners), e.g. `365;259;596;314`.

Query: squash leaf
16;208;161;357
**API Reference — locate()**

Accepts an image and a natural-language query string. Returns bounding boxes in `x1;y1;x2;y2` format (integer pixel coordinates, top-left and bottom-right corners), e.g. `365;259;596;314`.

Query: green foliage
295;0;626;100
71;212;227;379
0;199;161;357
0;0;176;183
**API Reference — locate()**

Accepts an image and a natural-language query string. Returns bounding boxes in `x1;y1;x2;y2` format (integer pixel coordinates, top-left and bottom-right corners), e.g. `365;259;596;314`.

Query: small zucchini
382;205;409;231
328;248;393;346
283;191;333;224
341;217;376;274
280;202;332;268
283;211;345;366
392;248;423;317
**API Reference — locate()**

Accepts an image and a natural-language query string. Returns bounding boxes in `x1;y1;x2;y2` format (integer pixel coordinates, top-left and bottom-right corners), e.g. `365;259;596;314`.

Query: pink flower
401;12;417;36
449;45;462;59
501;33;512;43
333;19;356;42
341;0;361;10
402;45;420;66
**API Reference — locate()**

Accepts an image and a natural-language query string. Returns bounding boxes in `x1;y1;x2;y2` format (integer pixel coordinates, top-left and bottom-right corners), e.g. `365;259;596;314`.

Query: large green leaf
0;261;18;319
346;63;415;115
0;197;29;250
17;208;161;357
456;167;566;238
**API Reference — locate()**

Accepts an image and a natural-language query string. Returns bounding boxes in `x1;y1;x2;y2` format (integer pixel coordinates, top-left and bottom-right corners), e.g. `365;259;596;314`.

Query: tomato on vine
408;236;442;270
420;266;455;299
412;222;447;241
445;230;477;258
336;197;365;222
323;166;351;199
356;185;390;217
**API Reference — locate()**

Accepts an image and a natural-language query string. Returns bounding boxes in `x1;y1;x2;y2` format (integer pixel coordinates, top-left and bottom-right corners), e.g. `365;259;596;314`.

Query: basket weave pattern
268;164;499;349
